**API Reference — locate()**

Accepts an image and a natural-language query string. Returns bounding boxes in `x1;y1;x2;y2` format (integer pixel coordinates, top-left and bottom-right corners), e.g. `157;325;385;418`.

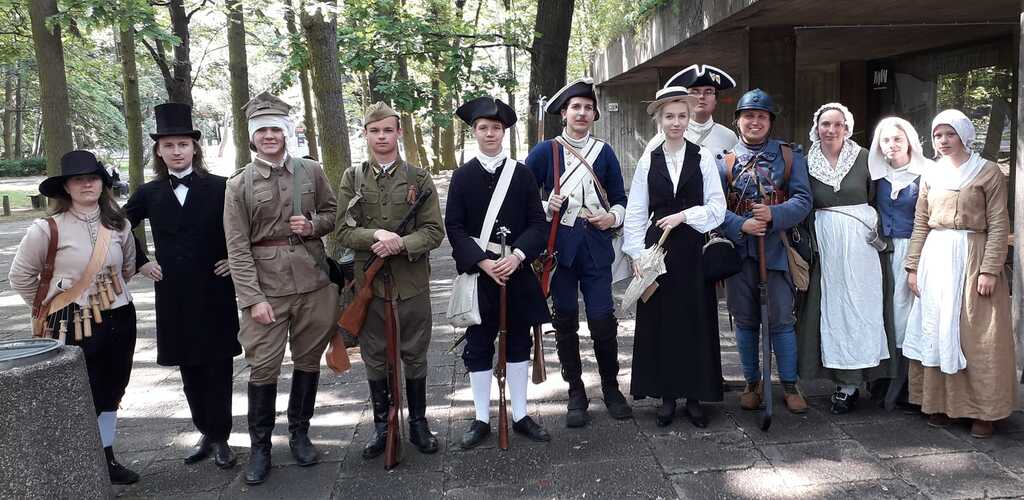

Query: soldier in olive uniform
335;102;445;461
223;92;339;485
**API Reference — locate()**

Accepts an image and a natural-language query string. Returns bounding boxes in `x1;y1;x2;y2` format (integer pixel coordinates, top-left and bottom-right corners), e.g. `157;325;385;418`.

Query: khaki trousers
240;284;339;384
359;291;432;381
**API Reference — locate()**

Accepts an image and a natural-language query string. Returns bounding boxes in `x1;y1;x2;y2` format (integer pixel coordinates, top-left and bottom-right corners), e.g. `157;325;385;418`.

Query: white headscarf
868;116;930;199
807;102;860;192
931;109;975;153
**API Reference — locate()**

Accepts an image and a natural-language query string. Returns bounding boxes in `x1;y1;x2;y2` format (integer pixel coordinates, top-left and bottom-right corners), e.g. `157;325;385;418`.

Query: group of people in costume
9;58;1017;488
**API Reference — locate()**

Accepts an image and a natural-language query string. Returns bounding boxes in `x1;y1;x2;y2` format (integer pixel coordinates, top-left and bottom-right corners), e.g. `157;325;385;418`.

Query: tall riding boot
589;316;632;420
245;383;277;485
362;379;390;459
287;370;321;466
553;312;589;428
406;377;439;454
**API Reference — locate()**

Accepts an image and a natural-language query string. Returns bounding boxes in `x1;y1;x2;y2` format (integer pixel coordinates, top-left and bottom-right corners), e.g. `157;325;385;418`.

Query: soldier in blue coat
526;78;632;427
718;89;812;414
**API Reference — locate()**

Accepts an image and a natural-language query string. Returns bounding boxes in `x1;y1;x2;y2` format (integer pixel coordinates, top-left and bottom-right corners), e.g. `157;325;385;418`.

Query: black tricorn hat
456;96;517;128
665;64;736;91
38;150;112;198
545;77;600;120
150;102;202;141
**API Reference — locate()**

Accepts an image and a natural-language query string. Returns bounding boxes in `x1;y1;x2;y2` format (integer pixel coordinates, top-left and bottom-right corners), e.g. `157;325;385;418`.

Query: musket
757;234;773;431
496;226;511;451
530;325;547;385
338;189;433;336
530;95;552;385
382;271;404;469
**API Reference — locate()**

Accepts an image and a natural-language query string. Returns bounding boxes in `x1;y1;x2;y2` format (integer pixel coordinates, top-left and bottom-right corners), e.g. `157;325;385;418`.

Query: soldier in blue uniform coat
525;78;632;427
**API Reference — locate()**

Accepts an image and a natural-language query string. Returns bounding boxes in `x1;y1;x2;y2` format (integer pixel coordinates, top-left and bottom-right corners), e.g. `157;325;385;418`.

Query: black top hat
456;96;517;128
150;103;202;141
545;78;600;120
665;64;736;91
38;150;112;198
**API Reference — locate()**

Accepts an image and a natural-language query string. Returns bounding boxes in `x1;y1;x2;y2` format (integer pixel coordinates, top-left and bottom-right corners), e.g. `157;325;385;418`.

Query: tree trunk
285;0;318;160
299;0;351;190
13;64;23;159
29;0;74;180
32;118;43;157
226;0;250;170
502;0;517;157
3;66;14;159
147;0;194;105
430;80;441;170
414;119;429;171
395;56;420;166
118;27;147;246
528;0;574;143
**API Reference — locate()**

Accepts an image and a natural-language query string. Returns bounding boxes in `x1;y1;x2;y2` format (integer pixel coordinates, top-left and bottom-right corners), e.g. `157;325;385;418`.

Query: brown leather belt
253;235;313;247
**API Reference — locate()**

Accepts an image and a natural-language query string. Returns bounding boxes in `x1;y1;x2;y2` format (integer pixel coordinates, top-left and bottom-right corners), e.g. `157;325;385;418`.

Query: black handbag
703;232;742;282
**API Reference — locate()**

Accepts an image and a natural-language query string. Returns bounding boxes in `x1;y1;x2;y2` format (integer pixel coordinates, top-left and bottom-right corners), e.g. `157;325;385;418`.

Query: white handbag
446;158;516;327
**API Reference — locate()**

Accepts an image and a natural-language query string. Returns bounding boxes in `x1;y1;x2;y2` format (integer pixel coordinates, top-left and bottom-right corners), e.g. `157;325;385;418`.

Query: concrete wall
593;81;660;188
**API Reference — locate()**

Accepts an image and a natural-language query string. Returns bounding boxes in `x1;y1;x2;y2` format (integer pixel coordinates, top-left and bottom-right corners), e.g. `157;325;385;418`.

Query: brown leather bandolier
724;143;794;212
31;218;59;337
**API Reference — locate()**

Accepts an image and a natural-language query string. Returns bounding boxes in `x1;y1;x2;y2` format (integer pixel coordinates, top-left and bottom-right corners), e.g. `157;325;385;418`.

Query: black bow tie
170;173;194;189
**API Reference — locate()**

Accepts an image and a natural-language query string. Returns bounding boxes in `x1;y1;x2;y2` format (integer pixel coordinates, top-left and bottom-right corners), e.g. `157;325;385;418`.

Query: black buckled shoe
512;416;551;442
183;435;212;464
656;398;676;427
460;420;492;450
362;379;390;460
245;383;277;485
104;447;140;485
684;399;708;428
406;377;439;454
287;370;321;466
210;440;237;469
830;389;859;415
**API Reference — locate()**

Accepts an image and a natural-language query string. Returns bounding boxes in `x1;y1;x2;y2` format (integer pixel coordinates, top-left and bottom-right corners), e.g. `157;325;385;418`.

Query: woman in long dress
795;102;893;415
866;117;931;409
623;86;726;428
904;109;1016;438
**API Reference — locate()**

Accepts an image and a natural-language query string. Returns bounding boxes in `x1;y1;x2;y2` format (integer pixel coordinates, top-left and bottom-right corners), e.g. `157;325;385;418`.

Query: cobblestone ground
3;172;1024;499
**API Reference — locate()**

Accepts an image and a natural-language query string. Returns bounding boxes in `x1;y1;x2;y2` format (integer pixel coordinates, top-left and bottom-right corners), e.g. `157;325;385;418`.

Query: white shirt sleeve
681;147;727;233
622;154;651;260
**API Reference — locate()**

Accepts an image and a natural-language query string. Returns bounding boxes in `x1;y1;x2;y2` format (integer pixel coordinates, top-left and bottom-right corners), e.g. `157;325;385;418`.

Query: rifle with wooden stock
337;189;432;336
382;272;404;469
530;96;554;385
496;226;511;450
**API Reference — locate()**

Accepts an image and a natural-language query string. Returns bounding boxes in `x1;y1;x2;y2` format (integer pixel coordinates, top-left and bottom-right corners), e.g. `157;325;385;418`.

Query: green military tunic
335;159;444;380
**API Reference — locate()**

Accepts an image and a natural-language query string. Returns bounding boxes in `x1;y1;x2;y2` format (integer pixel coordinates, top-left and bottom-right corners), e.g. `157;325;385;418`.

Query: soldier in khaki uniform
335;102;444;461
223;92;339;485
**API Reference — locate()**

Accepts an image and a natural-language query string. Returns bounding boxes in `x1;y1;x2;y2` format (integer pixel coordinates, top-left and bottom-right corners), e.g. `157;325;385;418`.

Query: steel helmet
734;88;777;119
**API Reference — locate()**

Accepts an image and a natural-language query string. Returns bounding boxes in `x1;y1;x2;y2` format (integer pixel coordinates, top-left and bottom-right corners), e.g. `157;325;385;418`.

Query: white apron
902;228;969;374
815;203;889;369
890;238;914;349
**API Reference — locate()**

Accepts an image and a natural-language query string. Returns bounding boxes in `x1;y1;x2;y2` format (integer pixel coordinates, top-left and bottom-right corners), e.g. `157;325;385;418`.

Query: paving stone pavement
3;172;1024;499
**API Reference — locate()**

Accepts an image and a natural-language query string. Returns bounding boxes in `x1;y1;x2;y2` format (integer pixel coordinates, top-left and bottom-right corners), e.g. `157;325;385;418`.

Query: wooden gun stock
497;282;510;451
383;294;403;469
337;257;386;336
531;325;547;384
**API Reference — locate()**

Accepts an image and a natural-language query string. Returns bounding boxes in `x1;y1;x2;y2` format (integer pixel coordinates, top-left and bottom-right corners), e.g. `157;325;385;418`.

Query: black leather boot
362;379;390;459
287;370;321;466
554;312;589;428
590;316;632;420
105;446;139;485
245;383;277;485
406;377;439;454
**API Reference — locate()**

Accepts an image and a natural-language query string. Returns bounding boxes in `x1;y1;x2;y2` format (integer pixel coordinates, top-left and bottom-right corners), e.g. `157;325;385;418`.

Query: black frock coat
630;142;723;402
444;158;551;329
125;172;242;366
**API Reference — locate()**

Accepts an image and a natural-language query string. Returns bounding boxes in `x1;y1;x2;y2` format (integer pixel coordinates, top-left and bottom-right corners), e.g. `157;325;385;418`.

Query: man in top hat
717;88;811;414
645;64;738;157
525;77;632;428
223;92;339;485
125;103;242;469
446;96;552;448
335;102;444;461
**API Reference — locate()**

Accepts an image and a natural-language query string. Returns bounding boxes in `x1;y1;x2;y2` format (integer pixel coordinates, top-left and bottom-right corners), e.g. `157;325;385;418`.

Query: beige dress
905;160;1017;420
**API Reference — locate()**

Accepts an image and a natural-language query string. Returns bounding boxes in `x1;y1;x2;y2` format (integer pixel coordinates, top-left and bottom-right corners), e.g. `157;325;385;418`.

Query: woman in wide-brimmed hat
623;86;726;428
9;150;141;485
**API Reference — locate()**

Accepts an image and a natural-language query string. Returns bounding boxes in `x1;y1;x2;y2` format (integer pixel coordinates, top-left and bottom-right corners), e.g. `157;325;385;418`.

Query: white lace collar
808;139;859;192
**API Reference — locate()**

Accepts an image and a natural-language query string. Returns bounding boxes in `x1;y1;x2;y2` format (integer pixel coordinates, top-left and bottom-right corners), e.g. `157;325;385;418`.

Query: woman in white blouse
623;87;726;428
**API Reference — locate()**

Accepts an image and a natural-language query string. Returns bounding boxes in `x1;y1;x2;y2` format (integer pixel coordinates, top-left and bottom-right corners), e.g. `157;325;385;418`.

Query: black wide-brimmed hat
38;150;112;198
456;96;517;128
665;64;736;91
545;77;600;120
150;102;202;141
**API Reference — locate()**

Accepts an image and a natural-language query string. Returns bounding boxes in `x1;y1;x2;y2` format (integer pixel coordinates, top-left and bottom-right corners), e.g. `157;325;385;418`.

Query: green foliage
568;0;670;75
0;157;47;177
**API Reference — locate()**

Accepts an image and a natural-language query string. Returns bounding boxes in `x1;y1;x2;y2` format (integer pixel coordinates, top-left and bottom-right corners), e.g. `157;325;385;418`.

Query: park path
2;172;1024;499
